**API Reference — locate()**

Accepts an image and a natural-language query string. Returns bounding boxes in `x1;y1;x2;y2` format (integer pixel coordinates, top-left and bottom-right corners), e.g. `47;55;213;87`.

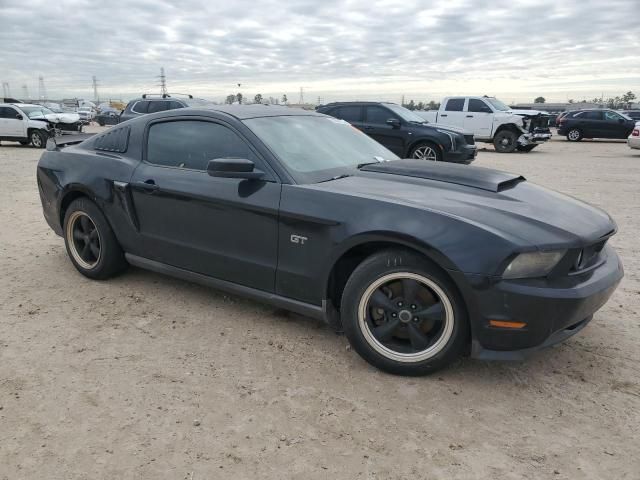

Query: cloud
0;0;638;102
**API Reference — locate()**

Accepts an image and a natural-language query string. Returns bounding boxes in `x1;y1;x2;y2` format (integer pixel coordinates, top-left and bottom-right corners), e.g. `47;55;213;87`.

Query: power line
158;67;167;95
92;76;99;102
38;76;47;101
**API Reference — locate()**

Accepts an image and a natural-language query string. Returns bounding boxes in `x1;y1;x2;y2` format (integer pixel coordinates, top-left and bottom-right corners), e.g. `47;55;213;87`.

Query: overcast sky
1;0;638;103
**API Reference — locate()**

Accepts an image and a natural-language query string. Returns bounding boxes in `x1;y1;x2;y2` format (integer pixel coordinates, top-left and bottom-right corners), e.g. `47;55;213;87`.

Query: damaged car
419;96;552;153
14;104;83;133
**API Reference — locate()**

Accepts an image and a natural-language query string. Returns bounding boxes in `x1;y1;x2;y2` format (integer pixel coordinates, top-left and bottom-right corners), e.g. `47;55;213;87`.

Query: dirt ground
1;127;639;480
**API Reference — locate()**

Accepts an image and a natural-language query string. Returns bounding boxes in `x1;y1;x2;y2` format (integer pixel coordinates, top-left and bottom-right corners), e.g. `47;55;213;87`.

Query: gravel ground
1;128;639;480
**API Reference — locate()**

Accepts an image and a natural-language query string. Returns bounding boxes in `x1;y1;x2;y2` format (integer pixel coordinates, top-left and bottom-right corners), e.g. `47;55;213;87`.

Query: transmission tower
2;82;10;98
298;86;304;104
92;76;99;101
158;67;168;95
38;76;47;101
22;84;29;100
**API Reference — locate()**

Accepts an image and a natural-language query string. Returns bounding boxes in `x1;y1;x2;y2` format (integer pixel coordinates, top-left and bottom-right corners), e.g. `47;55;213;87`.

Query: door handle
133;180;159;193
363;125;374;130
440;114;448;117
466;115;474;118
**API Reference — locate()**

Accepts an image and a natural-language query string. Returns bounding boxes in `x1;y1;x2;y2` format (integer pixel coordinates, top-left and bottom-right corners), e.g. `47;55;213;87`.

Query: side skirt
125;254;328;322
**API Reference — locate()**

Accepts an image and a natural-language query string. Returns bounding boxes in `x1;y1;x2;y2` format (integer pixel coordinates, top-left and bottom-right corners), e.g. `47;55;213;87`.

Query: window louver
94;126;130;153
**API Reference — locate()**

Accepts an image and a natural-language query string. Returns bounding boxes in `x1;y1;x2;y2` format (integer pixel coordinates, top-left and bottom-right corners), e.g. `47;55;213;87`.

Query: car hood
309;160;615;248
34;112;80;124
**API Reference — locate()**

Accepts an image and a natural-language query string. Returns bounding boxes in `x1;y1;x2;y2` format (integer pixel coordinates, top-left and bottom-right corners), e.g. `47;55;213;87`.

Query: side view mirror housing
16;113;23;120
386;118;401;128
207;158;265;180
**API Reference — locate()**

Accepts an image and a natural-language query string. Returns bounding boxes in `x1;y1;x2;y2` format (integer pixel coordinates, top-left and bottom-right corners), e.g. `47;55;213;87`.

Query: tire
566;128;582;142
30;130;47;148
340;249;469;376
63;197;127;279
493;129;519;153
409;142;442;162
98;120;105;126
516;144;537;152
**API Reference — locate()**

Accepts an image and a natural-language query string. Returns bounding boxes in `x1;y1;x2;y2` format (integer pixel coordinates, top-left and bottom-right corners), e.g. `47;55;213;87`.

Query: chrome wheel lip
66;211;101;270
413;146;438;161
31;132;43;147
357;272;455;363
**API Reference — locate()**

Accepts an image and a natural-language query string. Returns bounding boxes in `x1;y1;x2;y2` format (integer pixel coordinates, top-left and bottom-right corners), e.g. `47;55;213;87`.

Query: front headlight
502;250;566;279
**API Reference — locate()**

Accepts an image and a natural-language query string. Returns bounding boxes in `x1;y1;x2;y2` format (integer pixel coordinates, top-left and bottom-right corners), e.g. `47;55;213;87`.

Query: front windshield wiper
318;173;352;183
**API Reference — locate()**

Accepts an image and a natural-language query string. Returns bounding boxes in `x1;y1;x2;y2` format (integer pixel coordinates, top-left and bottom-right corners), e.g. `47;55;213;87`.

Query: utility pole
2;82;10;98
158;67;168;96
22;84;28;100
38;76;47;101
92;76;99;102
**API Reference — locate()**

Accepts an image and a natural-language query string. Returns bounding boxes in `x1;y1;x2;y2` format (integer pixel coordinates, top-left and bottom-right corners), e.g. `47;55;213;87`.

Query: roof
319;101;397;107
169;104;324;120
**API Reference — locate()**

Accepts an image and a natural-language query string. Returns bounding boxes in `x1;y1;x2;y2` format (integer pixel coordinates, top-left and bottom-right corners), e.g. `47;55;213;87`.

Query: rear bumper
628;136;640;149
443;145;477;164
450;245;623;360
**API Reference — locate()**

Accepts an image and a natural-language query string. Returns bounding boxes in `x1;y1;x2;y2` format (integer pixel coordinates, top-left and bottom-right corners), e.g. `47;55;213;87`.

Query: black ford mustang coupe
37;105;623;375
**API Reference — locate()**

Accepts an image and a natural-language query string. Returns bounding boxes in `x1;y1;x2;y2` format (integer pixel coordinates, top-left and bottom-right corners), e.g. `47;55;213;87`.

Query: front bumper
518;131;552;146
450;245;623;360
443;145;477;164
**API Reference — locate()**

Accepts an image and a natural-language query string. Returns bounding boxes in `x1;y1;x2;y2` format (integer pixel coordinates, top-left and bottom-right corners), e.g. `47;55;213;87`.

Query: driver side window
467;99;492;113
604;111;622;121
365;106;398;125
147;120;258;171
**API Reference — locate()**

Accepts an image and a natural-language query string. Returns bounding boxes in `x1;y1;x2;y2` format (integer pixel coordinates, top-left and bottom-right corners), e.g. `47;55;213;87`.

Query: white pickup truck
418;96;552;153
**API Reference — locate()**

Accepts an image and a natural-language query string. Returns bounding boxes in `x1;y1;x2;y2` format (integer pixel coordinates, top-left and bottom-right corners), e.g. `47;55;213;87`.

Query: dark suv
557;109;636;141
317;102;477;163
119;94;201;123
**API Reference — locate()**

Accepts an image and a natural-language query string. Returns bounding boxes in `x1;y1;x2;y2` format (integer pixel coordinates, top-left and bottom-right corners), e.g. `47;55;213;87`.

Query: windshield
244;115;399;183
485;98;510;111
19;106;55;118
384;103;427;123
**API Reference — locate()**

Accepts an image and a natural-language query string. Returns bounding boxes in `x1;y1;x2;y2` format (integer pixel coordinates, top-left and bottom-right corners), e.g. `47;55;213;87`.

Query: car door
129;117;281;292
437;98;467;128
361;105;405;156
573;110;603;137
0;106;26;136
602;110;631;138
464;98;493;138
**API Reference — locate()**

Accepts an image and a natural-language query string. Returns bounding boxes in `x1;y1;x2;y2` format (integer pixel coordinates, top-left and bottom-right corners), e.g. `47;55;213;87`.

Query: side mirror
16;113;23;120
207;158;265;180
386;118;401;128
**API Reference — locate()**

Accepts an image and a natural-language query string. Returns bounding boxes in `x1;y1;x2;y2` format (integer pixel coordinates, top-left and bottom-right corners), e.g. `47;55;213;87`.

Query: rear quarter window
94;125;131;153
131;101;149;114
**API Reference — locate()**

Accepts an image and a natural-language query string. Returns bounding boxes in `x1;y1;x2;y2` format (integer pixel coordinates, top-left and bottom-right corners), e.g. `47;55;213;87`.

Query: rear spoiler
46;133;94;151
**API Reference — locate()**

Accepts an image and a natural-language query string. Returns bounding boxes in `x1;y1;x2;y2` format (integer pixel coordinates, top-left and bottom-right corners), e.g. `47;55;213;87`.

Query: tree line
225;93;289;105
533;91;636;109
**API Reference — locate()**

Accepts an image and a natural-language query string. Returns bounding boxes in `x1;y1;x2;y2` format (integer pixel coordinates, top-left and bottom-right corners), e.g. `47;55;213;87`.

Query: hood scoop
360;159;525;192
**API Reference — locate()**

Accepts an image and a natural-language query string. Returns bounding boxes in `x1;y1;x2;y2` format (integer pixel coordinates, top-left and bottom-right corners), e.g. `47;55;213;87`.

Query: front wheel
410;142;442;162
63;197;128;279
341;249;468;375
493;130;518;153
566;128;582;141
30;130;47;148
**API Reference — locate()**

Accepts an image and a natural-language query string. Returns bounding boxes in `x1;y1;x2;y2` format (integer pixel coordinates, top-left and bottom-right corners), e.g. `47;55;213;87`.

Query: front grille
464;134;475;145
571;239;607;273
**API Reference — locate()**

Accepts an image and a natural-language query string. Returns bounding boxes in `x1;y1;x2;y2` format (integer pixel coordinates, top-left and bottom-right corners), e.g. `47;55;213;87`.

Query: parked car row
557;109;636;141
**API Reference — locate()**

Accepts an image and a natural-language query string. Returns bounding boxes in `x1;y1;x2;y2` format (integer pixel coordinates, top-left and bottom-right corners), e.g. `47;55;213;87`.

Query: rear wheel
63;197;127;279
340;249;468;375
30;130;47;148
410;142;442;161
567;128;582;141
493;130;518;153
